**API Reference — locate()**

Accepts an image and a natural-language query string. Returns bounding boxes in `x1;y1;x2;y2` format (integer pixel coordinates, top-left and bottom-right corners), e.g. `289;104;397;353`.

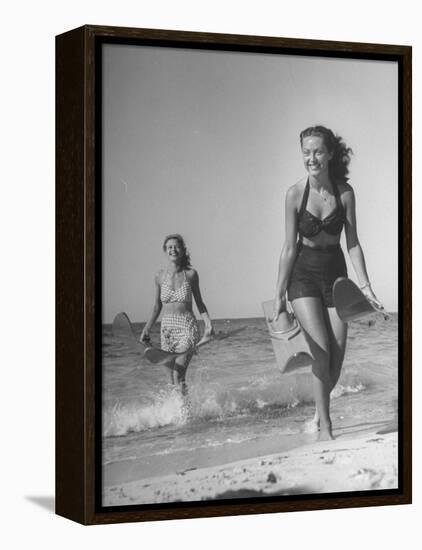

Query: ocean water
101;314;398;489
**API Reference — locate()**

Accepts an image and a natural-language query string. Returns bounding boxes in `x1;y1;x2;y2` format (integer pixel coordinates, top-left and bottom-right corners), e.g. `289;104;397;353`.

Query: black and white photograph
5;0;421;545
100;42;400;507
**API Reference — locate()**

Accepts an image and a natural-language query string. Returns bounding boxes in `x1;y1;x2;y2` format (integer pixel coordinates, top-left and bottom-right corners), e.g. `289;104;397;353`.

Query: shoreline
103;424;398;506
103;386;397;487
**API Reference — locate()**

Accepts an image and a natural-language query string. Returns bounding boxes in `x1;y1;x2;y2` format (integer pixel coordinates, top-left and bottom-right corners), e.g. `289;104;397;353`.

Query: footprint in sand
349;467;384;489
320;453;336;464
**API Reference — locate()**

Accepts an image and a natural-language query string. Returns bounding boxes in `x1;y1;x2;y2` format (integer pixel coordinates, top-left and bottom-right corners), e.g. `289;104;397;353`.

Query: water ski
112;312;183;365
262;301;313;374
333;277;387;323
112;312;246;366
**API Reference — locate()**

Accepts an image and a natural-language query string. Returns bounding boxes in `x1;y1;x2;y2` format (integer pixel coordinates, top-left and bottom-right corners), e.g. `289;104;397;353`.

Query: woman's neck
309;173;331;191
166;263;183;274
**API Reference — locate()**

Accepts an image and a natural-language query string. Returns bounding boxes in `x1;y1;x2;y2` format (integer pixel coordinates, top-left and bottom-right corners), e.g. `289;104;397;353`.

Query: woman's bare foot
318;422;334;441
303;411;320;434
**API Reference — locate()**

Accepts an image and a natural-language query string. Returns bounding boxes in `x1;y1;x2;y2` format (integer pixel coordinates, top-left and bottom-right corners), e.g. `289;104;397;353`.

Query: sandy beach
102;315;398;507
103;425;398;506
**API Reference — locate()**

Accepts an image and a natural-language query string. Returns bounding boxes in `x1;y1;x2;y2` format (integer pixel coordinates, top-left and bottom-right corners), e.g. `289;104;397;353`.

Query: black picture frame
56;24;412;525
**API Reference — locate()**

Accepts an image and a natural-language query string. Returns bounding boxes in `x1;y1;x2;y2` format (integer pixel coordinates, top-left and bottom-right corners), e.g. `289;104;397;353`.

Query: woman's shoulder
336;180;354;200
336;180;355;210
185;268;198;281
336;179;353;193
286;178;307;205
154;269;166;284
291;176;307;191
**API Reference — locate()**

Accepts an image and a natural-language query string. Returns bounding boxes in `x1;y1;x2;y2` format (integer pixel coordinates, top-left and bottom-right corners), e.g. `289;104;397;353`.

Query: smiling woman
139;234;214;396
274;125;384;441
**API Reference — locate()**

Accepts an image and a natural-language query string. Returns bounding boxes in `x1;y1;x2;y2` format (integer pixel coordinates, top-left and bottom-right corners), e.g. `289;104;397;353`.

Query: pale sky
102;44;398;323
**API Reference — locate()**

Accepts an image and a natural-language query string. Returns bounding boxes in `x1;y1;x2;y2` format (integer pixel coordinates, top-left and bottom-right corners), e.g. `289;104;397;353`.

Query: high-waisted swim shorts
287;244;347;308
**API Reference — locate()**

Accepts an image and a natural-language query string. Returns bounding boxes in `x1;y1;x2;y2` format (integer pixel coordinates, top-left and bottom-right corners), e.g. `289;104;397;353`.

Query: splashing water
103;387;189;437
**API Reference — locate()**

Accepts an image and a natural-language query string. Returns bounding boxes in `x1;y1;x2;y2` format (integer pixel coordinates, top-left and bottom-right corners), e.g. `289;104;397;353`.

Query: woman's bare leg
174;351;194;397
326;307;348;390
311;307;348;426
292;297;333;440
166;360;176;385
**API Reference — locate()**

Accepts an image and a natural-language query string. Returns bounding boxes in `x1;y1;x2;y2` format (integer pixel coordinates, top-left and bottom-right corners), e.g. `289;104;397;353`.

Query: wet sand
103;422;398;506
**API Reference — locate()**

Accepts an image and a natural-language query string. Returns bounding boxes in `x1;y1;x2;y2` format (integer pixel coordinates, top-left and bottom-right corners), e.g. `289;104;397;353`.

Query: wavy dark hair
300;125;353;184
162;234;192;269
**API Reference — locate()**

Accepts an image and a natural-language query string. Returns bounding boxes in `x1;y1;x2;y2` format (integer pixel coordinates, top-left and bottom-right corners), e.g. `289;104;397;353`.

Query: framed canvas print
56;25;411;525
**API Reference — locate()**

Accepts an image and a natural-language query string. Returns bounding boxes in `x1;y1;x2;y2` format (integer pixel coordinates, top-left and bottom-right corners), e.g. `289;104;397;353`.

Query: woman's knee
326;309;347;350
311;345;331;376
314;344;330;363
174;354;191;374
302;329;330;365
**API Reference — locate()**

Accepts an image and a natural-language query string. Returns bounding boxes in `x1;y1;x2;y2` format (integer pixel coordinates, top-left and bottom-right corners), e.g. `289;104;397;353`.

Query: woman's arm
190;270;214;337
343;186;383;307
139;274;163;341
274;186;299;319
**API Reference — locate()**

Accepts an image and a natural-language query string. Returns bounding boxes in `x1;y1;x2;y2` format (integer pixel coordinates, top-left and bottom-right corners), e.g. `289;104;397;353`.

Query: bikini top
160;270;192;304
298;179;345;239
